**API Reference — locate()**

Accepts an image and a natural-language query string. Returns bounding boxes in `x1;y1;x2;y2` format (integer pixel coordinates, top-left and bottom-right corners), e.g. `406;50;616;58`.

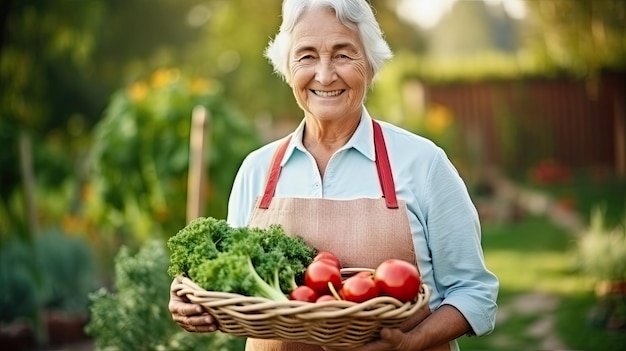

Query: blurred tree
524;0;626;76
0;0;103;130
0;0;210;238
426;0;519;59
0;0;105;238
184;0;296;125
370;0;427;55
89;0;207;92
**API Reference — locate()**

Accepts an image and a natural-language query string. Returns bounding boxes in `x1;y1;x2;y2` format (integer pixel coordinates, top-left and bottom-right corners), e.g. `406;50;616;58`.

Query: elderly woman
169;0;499;350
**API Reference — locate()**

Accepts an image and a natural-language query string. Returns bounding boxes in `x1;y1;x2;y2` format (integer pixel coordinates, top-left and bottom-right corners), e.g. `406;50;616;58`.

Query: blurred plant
404;103;472;179
576;207;626;330
528;158;572;185
406;103;459;155
524;0;626;78
576;207;626;283
85;68;260;248
0;228;97;344
86;239;245;351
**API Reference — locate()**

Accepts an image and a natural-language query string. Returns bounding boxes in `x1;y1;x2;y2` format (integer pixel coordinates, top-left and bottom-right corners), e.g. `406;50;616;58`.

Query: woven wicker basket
172;268;430;348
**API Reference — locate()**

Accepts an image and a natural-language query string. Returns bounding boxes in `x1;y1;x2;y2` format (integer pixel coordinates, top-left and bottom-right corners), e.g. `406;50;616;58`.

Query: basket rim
173;273;431;320
172;272;431;347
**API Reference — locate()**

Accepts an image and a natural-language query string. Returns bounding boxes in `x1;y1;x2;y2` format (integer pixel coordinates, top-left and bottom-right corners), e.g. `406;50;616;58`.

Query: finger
174;315;218;332
169;300;204;316
191;323;218;333
173;313;214;325
379;328;408;349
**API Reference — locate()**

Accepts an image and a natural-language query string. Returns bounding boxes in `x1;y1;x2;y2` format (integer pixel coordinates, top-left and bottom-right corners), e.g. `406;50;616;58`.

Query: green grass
557;293;626;349
458;216;626;351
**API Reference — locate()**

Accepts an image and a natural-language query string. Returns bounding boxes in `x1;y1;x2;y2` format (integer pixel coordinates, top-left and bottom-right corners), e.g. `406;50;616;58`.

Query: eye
298;55;315;61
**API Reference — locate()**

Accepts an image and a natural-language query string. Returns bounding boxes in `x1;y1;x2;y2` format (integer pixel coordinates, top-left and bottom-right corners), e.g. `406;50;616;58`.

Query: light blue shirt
227;107;499;339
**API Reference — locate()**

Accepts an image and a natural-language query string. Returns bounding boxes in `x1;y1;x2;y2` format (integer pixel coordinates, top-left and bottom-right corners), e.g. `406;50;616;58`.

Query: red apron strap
372;120;399;209
259;120;398;209
259;136;291;209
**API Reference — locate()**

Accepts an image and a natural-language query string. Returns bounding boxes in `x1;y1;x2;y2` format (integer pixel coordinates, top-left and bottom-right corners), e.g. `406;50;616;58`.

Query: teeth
314;90;343;97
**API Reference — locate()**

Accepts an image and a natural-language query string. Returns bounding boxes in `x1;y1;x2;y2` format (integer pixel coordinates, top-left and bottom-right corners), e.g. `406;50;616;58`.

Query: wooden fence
418;72;625;176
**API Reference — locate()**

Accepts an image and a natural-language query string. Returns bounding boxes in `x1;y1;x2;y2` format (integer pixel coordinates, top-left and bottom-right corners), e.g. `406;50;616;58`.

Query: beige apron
245;120;450;351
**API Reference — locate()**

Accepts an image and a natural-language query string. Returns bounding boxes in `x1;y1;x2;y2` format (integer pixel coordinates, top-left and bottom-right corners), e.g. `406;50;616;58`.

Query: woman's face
288;8;372;122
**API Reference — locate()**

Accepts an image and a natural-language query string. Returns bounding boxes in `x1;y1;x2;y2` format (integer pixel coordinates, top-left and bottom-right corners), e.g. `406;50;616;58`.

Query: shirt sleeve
226;162;251;228
226;152;267;228
424;149;499;336
226;143;277;228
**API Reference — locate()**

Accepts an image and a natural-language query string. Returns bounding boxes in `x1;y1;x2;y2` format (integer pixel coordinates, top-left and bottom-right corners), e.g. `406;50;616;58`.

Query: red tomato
289;285;319;302
354;271;373;279
316;295;337;303
313;251;341;269
304;260;342;295
340;274;380;303
374;259;421;302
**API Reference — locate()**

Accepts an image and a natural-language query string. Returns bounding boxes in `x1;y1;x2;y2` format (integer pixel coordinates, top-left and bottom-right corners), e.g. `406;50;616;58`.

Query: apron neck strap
372;120;399;209
259;136;290;209
259;119;398;209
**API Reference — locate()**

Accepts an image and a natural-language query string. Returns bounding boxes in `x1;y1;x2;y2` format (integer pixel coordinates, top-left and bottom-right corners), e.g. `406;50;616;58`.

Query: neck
301;111;361;177
302;112;362;152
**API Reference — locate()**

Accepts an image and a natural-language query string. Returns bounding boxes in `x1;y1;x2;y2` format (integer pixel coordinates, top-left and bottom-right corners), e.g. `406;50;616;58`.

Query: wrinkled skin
168;279;217;333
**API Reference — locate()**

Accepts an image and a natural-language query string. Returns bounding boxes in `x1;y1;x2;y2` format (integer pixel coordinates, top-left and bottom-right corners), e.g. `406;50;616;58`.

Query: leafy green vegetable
191;254;287;301
167;217;316;301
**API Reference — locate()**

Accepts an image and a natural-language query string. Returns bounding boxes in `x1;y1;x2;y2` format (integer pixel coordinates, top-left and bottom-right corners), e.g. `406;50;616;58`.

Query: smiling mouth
312;90;345;97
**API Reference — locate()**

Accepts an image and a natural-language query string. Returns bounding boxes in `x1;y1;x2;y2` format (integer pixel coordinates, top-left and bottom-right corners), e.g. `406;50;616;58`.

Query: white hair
264;0;393;82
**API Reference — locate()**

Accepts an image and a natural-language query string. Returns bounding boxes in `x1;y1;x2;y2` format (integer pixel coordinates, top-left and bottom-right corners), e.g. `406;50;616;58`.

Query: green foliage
86;70;260;245
86;239;245;351
556;292;626;350
1;0;104;128
0;228;96;323
0;237;39;324
524;0;626;76
167;217;316;299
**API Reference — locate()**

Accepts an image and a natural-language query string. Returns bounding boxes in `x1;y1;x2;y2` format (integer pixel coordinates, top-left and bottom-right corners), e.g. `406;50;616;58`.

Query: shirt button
313;182;320;188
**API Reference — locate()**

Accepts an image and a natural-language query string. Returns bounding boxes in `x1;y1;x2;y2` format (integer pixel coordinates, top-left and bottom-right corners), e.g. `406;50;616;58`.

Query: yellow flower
127;81;148;102
425;104;453;136
189;77;211;95
150;68;179;88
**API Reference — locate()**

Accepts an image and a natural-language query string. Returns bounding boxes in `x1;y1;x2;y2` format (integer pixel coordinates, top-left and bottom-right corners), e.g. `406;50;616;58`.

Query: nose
315;59;337;86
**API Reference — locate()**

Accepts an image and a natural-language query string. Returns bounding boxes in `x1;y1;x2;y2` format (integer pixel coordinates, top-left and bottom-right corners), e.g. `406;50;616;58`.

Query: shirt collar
281;106;375;166
348;108;376;161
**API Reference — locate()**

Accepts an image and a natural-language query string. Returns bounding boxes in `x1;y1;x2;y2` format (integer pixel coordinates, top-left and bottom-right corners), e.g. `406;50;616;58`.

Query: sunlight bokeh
396;0;526;29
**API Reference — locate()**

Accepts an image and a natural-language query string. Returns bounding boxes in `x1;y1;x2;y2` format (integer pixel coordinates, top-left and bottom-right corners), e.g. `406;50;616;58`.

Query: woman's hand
168;278;218;333
324;305;470;351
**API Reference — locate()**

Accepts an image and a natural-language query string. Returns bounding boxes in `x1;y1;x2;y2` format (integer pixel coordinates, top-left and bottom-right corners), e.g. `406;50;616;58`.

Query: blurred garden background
0;0;624;350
